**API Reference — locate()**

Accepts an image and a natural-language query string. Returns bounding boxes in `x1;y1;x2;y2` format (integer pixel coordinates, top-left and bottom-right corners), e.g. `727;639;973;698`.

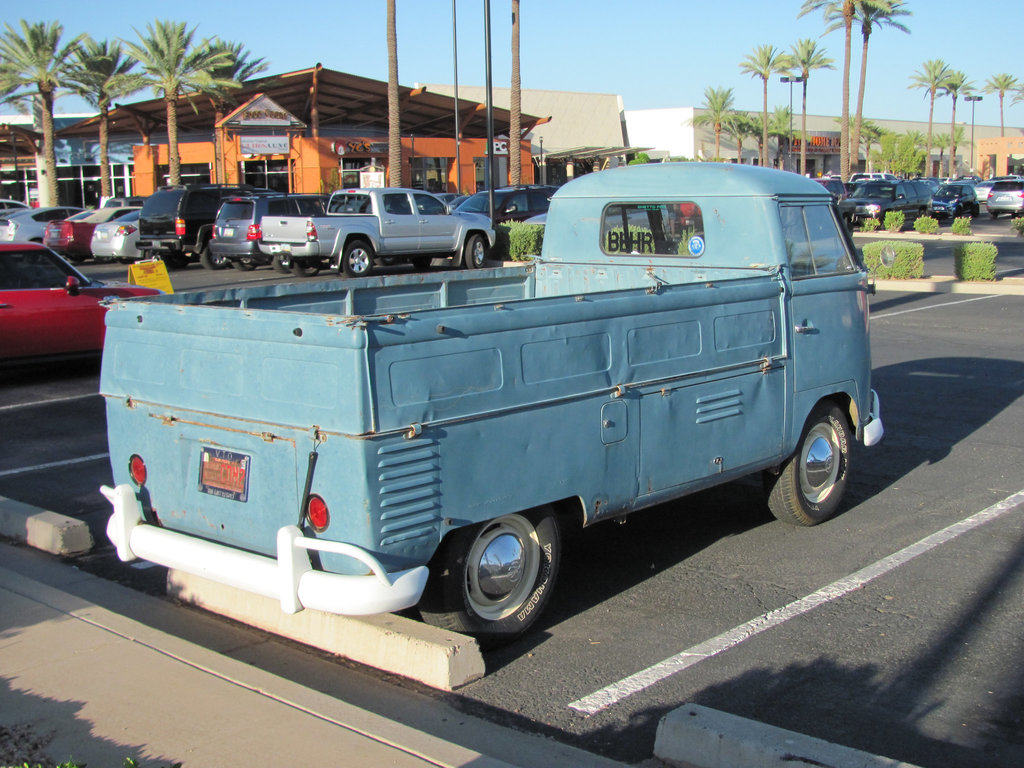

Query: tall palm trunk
761;82;768;166
509;0;521;185
925;93;935;176
850;26;871;173
386;0;402;187
948;97;958;177
99;107;111;197
839;2;853;180
40;87;58;205
165;94;180;185
800;80;808;175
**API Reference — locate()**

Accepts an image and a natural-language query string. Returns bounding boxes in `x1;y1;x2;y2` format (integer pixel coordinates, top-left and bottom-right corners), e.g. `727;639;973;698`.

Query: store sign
240;135;290;155
333;139;389;156
493;140;509;155
792;133;842;154
223;94;305;129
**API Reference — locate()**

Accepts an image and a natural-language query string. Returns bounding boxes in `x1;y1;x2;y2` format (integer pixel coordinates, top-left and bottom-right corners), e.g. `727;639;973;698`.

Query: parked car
814;177;849;203
973;179;996;205
91;209;143;263
838;179;931;228
43;207;139;262
0;243;162;362
136;183;271;269
454;185;559;223
102;196;146;208
986;179;1024;218
211;193;327;270
0;199;29;212
929;183;979;219
849;172;896;183
0;206;84;243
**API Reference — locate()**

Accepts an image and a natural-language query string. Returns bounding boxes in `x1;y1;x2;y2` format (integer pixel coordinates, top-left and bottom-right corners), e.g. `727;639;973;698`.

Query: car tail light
175;217;186;236
246;224;261;241
116;224;137;236
305;219;317;241
128;454;147;486
305;494;330;532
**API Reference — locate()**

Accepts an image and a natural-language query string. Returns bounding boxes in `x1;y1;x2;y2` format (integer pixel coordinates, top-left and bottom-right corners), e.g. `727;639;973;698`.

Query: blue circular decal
687;235;705;257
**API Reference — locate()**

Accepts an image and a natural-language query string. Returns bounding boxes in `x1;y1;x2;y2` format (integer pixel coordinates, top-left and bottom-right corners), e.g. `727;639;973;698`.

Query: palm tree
125;20;234;186
739;44;790;166
788;38;834;175
909;59;951;176
942;70;972;177
983;73;1019;136
509;0;521;185
932;132;948;172
386;0;401;187
723;111;758;164
203;40;268;184
768;105;794;168
0;20;85;206
66;38;146;199
691;86;735;161
846;1;910;173
799;1;854;180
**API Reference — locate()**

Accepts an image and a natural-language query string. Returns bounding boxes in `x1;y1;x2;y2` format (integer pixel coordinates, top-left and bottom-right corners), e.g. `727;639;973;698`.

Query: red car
43;207;140;262
0;243;162;362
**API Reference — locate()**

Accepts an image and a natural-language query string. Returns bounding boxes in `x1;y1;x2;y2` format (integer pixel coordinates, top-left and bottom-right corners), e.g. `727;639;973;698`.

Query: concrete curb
167;569;485;692
874;275;1024;295
0;495;93;556
654;703;923;768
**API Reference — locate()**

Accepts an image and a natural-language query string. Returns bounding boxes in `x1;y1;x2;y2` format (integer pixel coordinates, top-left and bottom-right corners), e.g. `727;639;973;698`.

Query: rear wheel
461;233;487;269
765;402;850;526
199;244;228;270
342;239;375;278
162;251;190;269
419;506;560;647
232;257;257;271
991;211;1000;219
272;254;291;273
411;256;432;270
291;259;320;277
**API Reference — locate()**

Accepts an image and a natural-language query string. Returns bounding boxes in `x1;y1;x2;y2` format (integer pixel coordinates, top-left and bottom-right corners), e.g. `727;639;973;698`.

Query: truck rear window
329;194;371;214
600;202;704;257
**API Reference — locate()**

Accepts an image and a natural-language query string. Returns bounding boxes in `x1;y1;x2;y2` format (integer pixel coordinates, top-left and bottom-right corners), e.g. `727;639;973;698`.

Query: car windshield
851;182;896;199
934;186;965;200
0;248;84;290
218;201;254;220
454;193;490;214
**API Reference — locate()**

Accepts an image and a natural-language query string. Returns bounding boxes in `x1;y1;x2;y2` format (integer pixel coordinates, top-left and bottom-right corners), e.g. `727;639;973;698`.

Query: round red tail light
306;494;330;532
128;454;147;486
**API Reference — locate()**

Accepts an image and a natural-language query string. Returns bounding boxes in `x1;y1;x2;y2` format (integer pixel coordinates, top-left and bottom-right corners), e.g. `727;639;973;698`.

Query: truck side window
383;194;414;216
781;205;855;278
414;194;446;215
600;202;704;257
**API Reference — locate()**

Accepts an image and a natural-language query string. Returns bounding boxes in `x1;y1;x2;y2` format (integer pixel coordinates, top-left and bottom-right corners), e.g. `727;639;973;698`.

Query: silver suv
985;180;1024;218
211;194;327;269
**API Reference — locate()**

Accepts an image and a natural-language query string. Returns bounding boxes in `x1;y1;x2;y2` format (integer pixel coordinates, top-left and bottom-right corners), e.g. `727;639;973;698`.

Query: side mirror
880;244;897;268
65;275;81;296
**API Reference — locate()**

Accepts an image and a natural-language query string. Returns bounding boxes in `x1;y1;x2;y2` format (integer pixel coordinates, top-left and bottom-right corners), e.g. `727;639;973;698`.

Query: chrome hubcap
800;425;839;504
348;248;370;273
477;533;525;599
465;515;540;620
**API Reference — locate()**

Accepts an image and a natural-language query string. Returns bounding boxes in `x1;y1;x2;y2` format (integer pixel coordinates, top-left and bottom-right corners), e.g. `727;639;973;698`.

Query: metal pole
484;0;495;223
452;0;461;194
965;95;982;174
780;76;803;172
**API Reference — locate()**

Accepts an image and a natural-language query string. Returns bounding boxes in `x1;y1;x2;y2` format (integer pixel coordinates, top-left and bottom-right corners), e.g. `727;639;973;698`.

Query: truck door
413;192;457;252
780;203;868;398
379;192;421;254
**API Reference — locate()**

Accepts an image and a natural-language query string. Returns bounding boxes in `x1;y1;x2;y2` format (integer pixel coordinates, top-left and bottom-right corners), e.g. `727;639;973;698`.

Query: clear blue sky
11;0;1023;130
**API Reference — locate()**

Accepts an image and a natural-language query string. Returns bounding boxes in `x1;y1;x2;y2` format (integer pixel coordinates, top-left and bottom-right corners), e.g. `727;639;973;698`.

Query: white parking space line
0;393;100;413
872;294;999;319
568;488;1024;716
0;453;110;479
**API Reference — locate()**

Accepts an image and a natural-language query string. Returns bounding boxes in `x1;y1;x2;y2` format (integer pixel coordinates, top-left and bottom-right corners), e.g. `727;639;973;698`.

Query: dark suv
137;184;270;268
211;194;327;270
838;179;932;229
454;185;558;223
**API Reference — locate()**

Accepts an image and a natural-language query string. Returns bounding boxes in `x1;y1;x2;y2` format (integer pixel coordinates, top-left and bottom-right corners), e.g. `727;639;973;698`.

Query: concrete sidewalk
0;542;627;768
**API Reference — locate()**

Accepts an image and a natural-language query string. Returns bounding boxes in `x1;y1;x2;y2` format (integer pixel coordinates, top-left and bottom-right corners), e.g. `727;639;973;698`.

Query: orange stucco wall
978;136;1024;177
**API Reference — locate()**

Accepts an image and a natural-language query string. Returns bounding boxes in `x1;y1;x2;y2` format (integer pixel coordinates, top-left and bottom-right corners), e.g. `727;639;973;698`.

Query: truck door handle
794;323;818;334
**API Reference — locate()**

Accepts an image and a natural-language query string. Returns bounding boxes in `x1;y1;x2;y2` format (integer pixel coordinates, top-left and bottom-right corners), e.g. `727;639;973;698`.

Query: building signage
222;94;305;129
240;135;290;155
333;139;388;156
792;133;842;154
493;139;509;155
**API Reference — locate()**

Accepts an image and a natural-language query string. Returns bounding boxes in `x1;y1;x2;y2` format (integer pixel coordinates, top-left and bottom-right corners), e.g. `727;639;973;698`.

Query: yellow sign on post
128;259;174;294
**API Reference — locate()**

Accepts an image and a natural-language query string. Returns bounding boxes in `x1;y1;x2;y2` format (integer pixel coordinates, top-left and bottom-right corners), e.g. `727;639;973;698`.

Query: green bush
861;240;924;279
883;210;905;232
860;217;880;232
951;216;973;236
913;215;939;234
1011;216;1024;237
954;241;997;281
494;222;544;262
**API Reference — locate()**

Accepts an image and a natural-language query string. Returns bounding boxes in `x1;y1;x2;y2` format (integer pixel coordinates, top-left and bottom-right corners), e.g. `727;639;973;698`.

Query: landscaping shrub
494;222;545;262
1011;216;1024;237
883;210;905;232
913;215;939;234
861;240;924;279
860;217;880;232
954;242;997;281
950;216;973;236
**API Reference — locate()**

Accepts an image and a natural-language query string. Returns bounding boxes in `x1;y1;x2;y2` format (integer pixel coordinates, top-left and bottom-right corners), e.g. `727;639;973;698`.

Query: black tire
418;506;560;647
461;233;487;270
342;239;375;278
272;254;291;273
765;402;851;526
411;256;432;271
990;211;1000;219
116;257;134;264
232;257;257;271
66;253;88;263
162;251;190;269
291;259;320;277
199;244;228;270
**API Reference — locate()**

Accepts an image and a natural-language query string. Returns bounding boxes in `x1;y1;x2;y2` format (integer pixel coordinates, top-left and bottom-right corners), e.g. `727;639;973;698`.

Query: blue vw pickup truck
100;163;883;645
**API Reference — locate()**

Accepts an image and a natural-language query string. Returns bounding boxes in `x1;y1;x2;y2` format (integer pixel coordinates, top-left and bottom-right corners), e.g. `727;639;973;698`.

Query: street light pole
965;95;982;175
780;76;804;173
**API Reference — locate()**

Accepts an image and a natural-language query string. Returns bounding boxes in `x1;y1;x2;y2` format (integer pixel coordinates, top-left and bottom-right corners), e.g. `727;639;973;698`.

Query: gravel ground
0;723;56;767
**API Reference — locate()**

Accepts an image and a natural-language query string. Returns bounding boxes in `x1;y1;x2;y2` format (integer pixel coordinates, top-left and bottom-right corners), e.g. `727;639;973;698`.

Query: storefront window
242;158;289;192
158;163;212;186
410;157;449;193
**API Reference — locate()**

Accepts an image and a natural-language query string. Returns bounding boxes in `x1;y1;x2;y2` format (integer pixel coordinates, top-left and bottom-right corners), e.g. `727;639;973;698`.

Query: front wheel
342;239;375;278
418;506;560;647
765;402;851;526
461;233;487;269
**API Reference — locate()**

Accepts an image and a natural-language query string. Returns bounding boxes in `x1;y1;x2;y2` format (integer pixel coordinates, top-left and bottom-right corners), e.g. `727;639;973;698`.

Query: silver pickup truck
258;187;495;277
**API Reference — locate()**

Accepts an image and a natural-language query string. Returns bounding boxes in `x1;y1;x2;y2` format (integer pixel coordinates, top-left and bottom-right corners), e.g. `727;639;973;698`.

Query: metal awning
541;145;650;161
